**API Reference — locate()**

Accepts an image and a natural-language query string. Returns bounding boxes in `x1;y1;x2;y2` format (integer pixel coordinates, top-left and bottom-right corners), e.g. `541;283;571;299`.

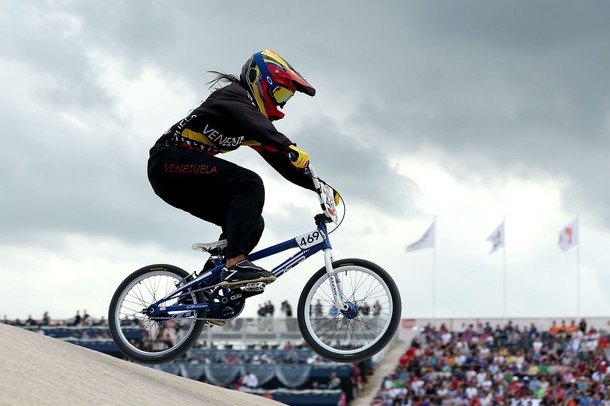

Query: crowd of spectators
2;299;293;329
2;310;108;328
255;299;293;317
372;319;610;405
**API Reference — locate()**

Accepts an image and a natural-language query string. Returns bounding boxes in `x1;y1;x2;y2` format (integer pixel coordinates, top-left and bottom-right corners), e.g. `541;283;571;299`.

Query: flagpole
577;212;581;318
432;216;437;326
503;215;507;321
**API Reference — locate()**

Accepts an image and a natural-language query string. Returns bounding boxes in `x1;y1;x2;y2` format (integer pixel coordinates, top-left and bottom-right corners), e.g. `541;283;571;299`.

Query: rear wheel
297;258;401;363
108;264;205;364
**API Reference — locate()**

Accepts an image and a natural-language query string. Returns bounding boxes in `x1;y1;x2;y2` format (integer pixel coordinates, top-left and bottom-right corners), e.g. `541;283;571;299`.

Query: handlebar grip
286;150;298;162
285;149;312;177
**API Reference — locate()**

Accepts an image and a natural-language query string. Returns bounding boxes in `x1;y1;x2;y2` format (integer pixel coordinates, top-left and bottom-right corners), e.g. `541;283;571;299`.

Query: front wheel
297;258;401;363
108;264;206;364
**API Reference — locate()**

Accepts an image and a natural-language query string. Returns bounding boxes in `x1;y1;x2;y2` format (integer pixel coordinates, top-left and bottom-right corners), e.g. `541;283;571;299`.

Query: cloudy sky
2;1;610;323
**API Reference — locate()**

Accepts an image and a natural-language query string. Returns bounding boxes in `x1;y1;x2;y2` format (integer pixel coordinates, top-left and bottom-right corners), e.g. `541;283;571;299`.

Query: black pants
148;144;265;259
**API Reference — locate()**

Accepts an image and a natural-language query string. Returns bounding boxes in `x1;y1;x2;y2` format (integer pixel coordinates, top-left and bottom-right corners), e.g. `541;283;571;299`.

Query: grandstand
9;316;610;405
374;317;610;405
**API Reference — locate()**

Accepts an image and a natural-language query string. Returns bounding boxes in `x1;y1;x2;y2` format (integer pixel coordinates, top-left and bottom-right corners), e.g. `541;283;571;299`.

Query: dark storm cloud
0;2;114;110
290;118;420;215
0;111;145;244
346;2;610;152
2;0;610;248
0;1;420;246
333;2;610;224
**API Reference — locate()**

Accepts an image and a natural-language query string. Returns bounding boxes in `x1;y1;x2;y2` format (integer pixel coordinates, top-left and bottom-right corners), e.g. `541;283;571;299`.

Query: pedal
205;320;225;328
242;282;266;292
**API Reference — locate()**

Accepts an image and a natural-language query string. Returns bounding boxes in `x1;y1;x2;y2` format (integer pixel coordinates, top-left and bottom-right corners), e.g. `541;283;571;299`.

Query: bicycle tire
108;264;206;364
297;258;401;363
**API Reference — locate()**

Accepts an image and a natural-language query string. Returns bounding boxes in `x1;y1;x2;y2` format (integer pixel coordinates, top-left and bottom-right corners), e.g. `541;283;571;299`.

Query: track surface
0;323;283;406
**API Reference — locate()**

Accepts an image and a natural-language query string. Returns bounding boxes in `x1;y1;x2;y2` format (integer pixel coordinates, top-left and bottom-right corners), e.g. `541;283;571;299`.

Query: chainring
205;286;246;321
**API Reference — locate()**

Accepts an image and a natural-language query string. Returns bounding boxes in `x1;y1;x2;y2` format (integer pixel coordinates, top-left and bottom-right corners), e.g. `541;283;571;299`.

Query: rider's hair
206;71;240;89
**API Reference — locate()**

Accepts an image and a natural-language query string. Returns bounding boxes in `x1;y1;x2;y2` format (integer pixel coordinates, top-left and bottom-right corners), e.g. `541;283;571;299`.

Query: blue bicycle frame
147;221;339;318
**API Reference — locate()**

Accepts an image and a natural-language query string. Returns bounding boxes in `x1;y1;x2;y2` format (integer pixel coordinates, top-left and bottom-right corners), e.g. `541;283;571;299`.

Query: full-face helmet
241;50;315;120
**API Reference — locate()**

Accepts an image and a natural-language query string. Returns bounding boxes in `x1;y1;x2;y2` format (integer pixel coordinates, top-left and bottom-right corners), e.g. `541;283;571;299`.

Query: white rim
303;265;394;355
112;270;199;359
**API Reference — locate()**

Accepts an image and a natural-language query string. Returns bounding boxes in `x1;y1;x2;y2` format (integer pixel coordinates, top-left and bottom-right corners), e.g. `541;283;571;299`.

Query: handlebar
285;149;341;225
285;150;320;190
285;150;299;162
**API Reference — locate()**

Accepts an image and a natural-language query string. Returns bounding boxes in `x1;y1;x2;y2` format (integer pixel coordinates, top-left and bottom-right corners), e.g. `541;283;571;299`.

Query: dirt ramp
0;323;283;406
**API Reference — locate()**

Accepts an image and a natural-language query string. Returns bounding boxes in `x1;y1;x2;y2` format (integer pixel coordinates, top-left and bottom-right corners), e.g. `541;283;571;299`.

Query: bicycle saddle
192;240;227;255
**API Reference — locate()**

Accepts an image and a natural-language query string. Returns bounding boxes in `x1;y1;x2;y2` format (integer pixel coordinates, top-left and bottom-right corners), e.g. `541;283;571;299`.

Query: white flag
487;221;505;254
406;221;435;253
558;218;579;252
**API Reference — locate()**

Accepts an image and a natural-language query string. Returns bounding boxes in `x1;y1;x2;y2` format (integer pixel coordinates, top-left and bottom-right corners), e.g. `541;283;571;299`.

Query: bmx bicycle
108;162;401;364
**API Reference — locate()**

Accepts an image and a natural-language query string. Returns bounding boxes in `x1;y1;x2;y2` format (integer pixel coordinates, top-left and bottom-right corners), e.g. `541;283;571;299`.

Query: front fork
323;248;349;312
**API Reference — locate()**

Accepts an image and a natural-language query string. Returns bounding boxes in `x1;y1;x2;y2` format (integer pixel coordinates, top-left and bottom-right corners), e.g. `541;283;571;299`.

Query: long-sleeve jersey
153;81;314;191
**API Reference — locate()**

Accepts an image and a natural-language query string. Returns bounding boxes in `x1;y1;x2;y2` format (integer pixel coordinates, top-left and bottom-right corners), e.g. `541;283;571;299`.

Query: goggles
272;85;294;106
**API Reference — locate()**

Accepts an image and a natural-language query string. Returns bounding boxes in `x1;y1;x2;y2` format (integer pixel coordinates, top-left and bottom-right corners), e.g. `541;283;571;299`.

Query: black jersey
156;81;292;155
152;81;314;191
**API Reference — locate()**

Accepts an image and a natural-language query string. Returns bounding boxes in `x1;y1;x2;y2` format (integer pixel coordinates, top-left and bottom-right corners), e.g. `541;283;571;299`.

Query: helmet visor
272;85;294;106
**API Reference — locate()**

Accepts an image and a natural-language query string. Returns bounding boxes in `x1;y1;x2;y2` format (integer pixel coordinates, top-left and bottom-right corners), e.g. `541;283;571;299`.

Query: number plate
322;184;339;224
295;230;326;250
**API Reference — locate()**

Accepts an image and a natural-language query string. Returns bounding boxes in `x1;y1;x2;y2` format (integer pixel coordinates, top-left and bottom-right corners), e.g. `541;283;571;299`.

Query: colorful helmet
240;50;315;120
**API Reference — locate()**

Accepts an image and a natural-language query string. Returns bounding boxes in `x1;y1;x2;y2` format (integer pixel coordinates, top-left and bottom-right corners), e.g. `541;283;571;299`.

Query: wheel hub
340;302;359;319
